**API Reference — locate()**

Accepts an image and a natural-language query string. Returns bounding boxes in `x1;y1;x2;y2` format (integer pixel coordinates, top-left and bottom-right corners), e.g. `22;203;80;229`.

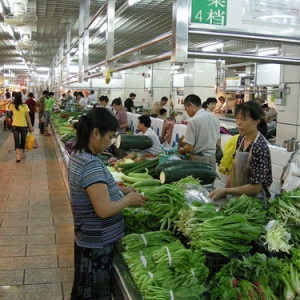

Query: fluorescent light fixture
4;74;15;77
128;0;141;6
4;64;28;70
0;2;3;13
36;67;50;72
202;43;224;52
258;49;278;56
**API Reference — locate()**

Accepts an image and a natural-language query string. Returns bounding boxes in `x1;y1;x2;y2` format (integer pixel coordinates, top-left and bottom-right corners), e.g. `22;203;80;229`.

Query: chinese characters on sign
243;0;300;27
191;0;227;26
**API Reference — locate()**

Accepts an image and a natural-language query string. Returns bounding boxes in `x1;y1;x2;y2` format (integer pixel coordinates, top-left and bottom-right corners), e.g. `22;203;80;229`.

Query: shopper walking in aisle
68;108;147;300
112;97;128;134
9;91;34;162
209;101;272;205
36;90;48;134
44;92;55;136
178;94;220;171
5;88;11;99
25;92;36;127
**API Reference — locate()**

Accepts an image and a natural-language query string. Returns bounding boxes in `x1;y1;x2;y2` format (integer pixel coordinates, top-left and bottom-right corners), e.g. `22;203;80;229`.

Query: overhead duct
4;0;37;27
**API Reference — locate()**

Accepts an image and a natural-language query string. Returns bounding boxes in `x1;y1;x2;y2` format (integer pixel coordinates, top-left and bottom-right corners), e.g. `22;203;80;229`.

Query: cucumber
160;166;217;185
155;160;212;176
123;158;159;175
121;175;153;184
128;172;153;179
132;179;161;188
116;135;153;150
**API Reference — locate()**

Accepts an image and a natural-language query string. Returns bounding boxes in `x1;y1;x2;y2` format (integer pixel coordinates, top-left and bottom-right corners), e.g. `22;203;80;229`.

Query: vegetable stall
50;111;300;300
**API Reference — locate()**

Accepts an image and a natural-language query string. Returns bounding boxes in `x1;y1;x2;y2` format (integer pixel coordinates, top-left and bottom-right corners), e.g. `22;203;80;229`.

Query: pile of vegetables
122;177;202;234
209;253;283;300
118;157;159;177
155;160;217;185
176;202;220;237
267;188;300;225
141;184;189;231
188;214;263;257
223;194;267;226
260;220;293;254
121;231;208;299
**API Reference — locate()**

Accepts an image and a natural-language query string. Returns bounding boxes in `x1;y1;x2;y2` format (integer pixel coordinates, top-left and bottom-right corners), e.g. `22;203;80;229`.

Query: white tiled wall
219;135;292;196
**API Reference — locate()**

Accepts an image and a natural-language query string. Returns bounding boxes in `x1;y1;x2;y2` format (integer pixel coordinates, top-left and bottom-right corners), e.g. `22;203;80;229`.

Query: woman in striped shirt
68;108;147;300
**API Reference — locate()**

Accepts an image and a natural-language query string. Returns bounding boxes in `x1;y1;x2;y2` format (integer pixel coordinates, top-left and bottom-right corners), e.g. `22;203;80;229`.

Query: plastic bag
218;135;239;175
25;133;35;151
33;138;38;149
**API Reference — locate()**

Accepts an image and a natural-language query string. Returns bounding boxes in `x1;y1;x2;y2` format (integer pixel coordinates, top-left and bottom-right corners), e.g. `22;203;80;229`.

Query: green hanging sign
191;0;227;26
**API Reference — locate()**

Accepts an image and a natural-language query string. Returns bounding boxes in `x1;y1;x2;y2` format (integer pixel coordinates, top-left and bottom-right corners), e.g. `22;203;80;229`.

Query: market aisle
0;127;74;300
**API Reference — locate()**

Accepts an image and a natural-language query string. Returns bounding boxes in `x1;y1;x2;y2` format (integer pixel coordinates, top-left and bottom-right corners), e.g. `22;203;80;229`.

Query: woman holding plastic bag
9;92;34;162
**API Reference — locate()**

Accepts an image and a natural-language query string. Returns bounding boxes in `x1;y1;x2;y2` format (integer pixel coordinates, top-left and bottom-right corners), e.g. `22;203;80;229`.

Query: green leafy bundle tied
188;213;262;257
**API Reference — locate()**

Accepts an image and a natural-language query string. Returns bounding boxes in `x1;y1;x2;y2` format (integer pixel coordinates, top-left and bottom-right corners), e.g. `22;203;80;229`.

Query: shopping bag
25;133;35;151
33;139;38;149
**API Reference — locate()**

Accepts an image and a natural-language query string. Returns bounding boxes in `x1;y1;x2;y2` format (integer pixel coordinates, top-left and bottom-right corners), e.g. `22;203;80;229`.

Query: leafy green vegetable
188;214;262;257
223;194;267;226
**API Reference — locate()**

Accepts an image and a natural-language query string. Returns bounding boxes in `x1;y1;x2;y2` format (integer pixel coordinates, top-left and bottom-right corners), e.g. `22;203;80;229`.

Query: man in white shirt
137;115;161;155
87;90;96;105
178;94;220;171
262;104;277;123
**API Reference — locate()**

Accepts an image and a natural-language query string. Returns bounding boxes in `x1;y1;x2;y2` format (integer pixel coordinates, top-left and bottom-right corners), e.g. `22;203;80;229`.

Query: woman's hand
29;126;34;133
121;186;137;195
127;192;147;208
209;188;227;201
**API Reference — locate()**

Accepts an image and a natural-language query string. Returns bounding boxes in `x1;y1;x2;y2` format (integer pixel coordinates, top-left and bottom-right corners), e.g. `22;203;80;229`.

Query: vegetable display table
50;123;70;197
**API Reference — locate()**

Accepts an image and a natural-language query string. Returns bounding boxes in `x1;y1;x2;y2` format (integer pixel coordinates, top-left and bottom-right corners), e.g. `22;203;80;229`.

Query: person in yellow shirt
9;92;34;162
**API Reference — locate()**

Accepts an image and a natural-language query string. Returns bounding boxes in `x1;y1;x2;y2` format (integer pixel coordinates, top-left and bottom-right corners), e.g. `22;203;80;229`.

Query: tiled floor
0;126;74;300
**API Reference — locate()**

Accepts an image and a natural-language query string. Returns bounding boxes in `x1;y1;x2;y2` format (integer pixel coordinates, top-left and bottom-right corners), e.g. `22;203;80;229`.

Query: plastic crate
251;240;287;259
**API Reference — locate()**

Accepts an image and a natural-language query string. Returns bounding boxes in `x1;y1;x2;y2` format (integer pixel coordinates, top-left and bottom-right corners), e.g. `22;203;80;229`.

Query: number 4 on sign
195;10;203;22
